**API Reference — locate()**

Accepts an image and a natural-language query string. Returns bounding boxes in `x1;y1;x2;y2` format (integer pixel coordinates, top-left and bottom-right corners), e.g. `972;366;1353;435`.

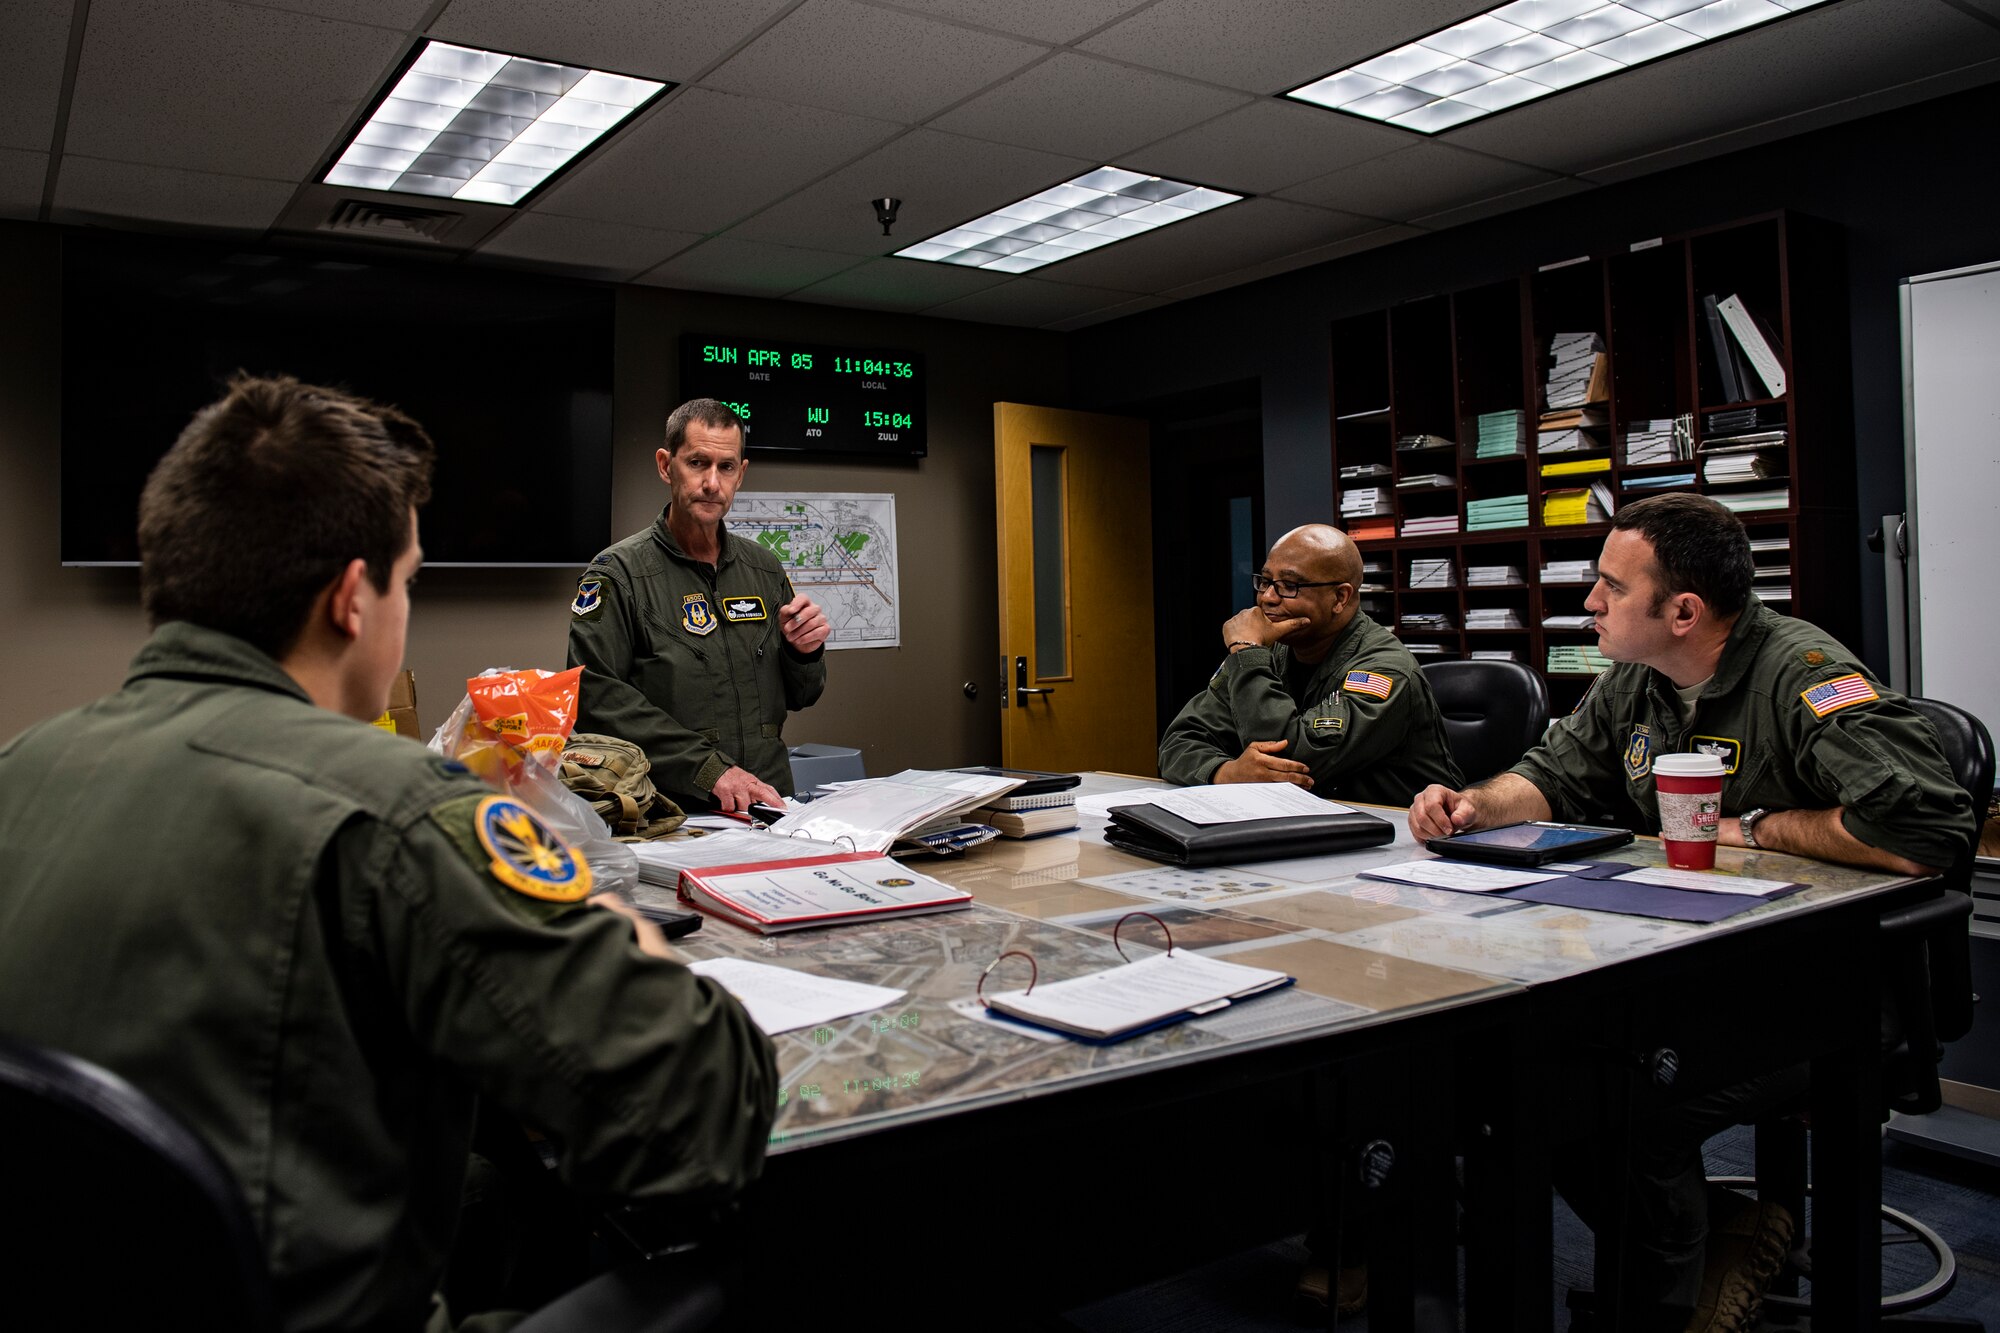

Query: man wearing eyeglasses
1159;523;1462;805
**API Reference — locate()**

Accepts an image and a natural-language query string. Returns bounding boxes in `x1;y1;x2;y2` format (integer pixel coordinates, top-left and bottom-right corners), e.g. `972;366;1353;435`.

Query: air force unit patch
722;595;767;622
570;578;603;618
1342;670;1393;700
680;592;718;636
473;796;593;903
1624;723;1653;780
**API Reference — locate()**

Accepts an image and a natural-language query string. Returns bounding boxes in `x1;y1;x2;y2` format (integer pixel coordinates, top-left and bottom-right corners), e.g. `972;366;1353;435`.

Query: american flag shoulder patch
1800;672;1879;718
1343;670;1393;700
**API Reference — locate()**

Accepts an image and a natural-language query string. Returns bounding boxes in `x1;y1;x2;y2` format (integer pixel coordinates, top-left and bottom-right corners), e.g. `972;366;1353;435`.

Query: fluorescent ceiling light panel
1286;0;1832;134
893;167;1241;274
324;41;667;206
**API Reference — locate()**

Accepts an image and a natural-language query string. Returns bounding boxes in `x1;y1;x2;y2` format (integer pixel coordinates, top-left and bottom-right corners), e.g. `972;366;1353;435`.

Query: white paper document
687;957;905;1035
983;948;1290;1040
1358;859;1568;892
1147;783;1351;825
1075;787;1172;818
1612;867;1797;897
767;769;1021;853
631;829;851;881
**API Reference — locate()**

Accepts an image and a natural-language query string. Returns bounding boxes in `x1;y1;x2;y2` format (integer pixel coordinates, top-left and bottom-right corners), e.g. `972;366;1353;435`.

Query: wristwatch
1740;808;1771;849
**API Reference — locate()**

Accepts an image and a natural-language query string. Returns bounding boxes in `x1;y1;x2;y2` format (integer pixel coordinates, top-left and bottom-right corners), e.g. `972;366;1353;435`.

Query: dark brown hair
662;398;746;455
138;373;435;658
1611;492;1755;618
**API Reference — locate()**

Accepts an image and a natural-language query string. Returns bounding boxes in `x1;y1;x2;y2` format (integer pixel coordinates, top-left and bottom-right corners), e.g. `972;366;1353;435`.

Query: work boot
1684;1187;1794;1332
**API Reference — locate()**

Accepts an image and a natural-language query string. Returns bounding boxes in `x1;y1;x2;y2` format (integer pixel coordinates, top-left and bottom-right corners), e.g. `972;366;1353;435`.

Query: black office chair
1421;659;1551;783
0;1036;277;1330
1717;695;1993;1325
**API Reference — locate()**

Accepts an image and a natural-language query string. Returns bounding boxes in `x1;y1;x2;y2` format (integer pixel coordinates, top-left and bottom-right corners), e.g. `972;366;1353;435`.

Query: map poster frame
728;492;901;650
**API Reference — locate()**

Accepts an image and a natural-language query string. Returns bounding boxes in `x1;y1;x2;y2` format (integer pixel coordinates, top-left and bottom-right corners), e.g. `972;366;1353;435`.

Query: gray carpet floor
1057;1123;2000;1331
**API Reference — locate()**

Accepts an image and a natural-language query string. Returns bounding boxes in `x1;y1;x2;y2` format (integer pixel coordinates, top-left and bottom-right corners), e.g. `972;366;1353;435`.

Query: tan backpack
558;733;686;840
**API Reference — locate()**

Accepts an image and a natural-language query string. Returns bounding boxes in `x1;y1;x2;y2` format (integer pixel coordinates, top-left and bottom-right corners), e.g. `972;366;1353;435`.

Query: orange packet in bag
464;667;582;772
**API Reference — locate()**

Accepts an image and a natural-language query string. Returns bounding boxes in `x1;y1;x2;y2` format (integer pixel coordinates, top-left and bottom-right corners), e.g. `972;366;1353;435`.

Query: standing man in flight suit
1160;523;1463;805
0;375;777;1332
570;399;829;813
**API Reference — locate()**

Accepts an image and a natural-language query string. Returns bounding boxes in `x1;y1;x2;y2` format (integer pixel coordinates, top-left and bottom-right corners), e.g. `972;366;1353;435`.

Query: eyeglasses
1251;574;1347;598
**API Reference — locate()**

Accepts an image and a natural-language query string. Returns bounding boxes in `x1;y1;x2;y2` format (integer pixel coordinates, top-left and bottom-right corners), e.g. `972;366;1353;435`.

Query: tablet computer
1424;821;1633;866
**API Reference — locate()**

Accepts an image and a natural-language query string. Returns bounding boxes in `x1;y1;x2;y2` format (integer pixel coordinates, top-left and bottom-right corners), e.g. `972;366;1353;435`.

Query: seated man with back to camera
1160;523;1464;804
569;398;829;814
0;376;776;1332
1409;492;1973;1331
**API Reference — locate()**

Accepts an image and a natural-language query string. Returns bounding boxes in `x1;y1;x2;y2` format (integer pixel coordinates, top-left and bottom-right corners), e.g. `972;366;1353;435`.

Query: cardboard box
371;670;421;741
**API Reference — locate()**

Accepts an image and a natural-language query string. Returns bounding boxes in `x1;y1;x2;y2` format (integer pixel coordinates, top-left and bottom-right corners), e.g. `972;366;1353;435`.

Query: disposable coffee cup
1654;752;1726;870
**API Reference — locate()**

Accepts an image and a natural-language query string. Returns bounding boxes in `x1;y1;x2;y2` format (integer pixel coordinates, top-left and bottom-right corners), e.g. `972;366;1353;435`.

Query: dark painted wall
1074;81;2000;676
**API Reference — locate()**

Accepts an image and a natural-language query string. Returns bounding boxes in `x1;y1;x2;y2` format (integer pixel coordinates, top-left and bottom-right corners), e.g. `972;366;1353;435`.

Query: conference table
665;774;1931;1331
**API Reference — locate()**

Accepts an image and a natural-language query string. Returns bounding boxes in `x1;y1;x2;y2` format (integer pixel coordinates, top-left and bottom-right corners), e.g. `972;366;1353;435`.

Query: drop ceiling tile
476;212;702;281
532;89;898;235
1278;142;1559;220
929;52;1251;159
1408;176;1591;231
1446;0;2000;175
788;256;1014;313
257;1;433;26
1119;99;1410;194
723;128;1091;257
633;237;865;298
1079;0;1492;93
0;3;75;152
0;149;47;220
430;0;794;83
1161;222;1426;300
882;0;1153;45
1023;196;1379;293
51;157;295;231
921;276;1140;326
66;0;404;179
701;0;1046;123
1047;293;1171;331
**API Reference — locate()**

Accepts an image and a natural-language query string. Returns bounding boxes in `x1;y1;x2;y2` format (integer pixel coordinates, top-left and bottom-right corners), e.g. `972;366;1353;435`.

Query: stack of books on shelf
971;786;1080;840
1703;452;1784;483
1714;488;1789;514
1548;643;1612;675
1542;612;1596;630
1623;414;1694;465
1347;516;1396;541
1541;456;1611;480
1470;648;1521;662
1401;513;1460;537
1541;481;1615;526
1400;611;1456;632
1473;410;1529;459
1623;471;1696;493
1537;426;1602;455
1341;485;1393;519
1701;293;1786;402
1465;606;1525;630
1466;563;1525;587
1544;332;1608;411
1359;557;1392;592
1753;560;1792;603
1396;472;1455;490
1540;558;1598;583
1397;432;1456;452
1466;493;1529;531
1339;461;1392;482
1403;642;1450;659
1705;405;1785;436
1407;557;1456;589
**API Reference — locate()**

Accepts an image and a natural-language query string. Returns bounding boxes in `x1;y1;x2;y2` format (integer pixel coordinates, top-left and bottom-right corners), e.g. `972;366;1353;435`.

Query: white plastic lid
1653;752;1725;777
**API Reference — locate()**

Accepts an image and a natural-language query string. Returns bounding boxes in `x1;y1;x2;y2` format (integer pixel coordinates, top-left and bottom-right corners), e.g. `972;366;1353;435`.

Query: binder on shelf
1103;802;1394;867
1717;294;1786;397
677;853;973;934
1702;294;1750;403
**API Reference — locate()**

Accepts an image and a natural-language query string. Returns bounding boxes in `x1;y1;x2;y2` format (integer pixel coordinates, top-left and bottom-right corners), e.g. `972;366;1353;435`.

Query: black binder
1102;802;1394;866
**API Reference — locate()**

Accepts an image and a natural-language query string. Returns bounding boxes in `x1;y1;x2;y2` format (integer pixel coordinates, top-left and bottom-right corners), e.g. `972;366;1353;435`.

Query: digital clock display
679;334;926;457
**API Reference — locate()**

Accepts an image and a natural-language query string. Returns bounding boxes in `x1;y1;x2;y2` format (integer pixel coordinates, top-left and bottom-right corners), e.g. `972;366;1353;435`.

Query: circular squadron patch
473;796;593;902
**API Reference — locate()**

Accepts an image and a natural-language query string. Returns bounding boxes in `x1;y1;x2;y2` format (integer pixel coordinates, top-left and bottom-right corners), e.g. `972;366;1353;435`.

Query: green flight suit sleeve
1508;674;1631;821
354;798;779;1206
568;564;736;797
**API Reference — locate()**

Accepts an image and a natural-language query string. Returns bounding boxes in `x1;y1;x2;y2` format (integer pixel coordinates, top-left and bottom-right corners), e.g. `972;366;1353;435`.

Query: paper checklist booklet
765;769;1024;853
677;852;972;934
983;948;1293;1043
1103;783;1394;866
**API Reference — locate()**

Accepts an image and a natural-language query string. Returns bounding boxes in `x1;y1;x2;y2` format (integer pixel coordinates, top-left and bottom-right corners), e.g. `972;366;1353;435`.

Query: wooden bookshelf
1329;212;1858;712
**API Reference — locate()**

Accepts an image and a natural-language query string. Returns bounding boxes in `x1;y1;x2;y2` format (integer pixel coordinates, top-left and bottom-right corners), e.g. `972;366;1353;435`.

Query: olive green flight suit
0;623;777;1333
568;510;826;807
1511;597;1974;869
1158;611;1465;806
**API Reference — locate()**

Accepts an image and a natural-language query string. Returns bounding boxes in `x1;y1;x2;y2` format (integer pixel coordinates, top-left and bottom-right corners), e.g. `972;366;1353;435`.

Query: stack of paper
1408;557;1456;589
1542;613;1596;630
1466;564;1525;587
1541;456;1611;478
1341;485;1393;518
1346;517;1395;542
1404;641;1450;658
634;828;852;887
1714;487;1789;514
1401;513;1460;536
1474;409;1529;459
1541;481;1615;526
1465;606;1525;630
1400;610;1456;632
1548;643;1612;675
1359;558;1392;593
1544;332;1607;411
1750;536;1790;555
1397;432;1456;452
1467;493;1529;531
1622;471;1696;492
1540;559;1598;583
1623;415;1694;464
1703;452;1782;483
1537;426;1597;455
1469;648;1521;662
767;769;1024;854
1396;472;1456;490
1706;405;1784;435
1339;461;1391;481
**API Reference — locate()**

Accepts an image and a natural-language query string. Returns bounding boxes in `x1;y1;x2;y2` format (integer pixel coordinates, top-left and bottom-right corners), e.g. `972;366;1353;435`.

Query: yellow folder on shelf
1540;456;1611;477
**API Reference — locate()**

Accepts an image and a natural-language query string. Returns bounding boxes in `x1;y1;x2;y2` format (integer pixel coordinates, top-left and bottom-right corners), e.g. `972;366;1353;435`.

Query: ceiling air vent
320;198;463;243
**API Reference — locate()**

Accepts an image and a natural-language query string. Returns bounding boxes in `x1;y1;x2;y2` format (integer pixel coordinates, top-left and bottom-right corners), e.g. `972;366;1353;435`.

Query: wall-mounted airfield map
729;493;900;649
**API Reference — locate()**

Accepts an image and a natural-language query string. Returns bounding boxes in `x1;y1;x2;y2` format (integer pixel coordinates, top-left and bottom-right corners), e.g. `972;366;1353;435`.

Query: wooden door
994;402;1156;774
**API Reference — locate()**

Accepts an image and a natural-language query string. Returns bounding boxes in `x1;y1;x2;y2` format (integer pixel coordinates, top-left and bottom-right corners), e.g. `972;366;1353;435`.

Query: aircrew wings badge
680;592;717;636
473;796;593;902
1801;673;1879;718
722;594;766;622
1342;670;1393;700
570;578;603;618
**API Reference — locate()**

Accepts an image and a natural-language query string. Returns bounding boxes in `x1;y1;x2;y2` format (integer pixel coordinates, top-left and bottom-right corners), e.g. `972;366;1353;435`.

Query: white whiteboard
1902;260;2000;735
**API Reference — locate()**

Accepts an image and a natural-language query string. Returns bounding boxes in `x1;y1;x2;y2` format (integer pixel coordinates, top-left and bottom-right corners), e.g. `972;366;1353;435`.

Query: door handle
1014;656;1052;706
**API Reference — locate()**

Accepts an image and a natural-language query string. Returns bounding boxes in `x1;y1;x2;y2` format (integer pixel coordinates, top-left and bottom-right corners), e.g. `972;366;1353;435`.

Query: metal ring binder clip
977;950;1037;1008
835;835;855;851
1112;911;1175;961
